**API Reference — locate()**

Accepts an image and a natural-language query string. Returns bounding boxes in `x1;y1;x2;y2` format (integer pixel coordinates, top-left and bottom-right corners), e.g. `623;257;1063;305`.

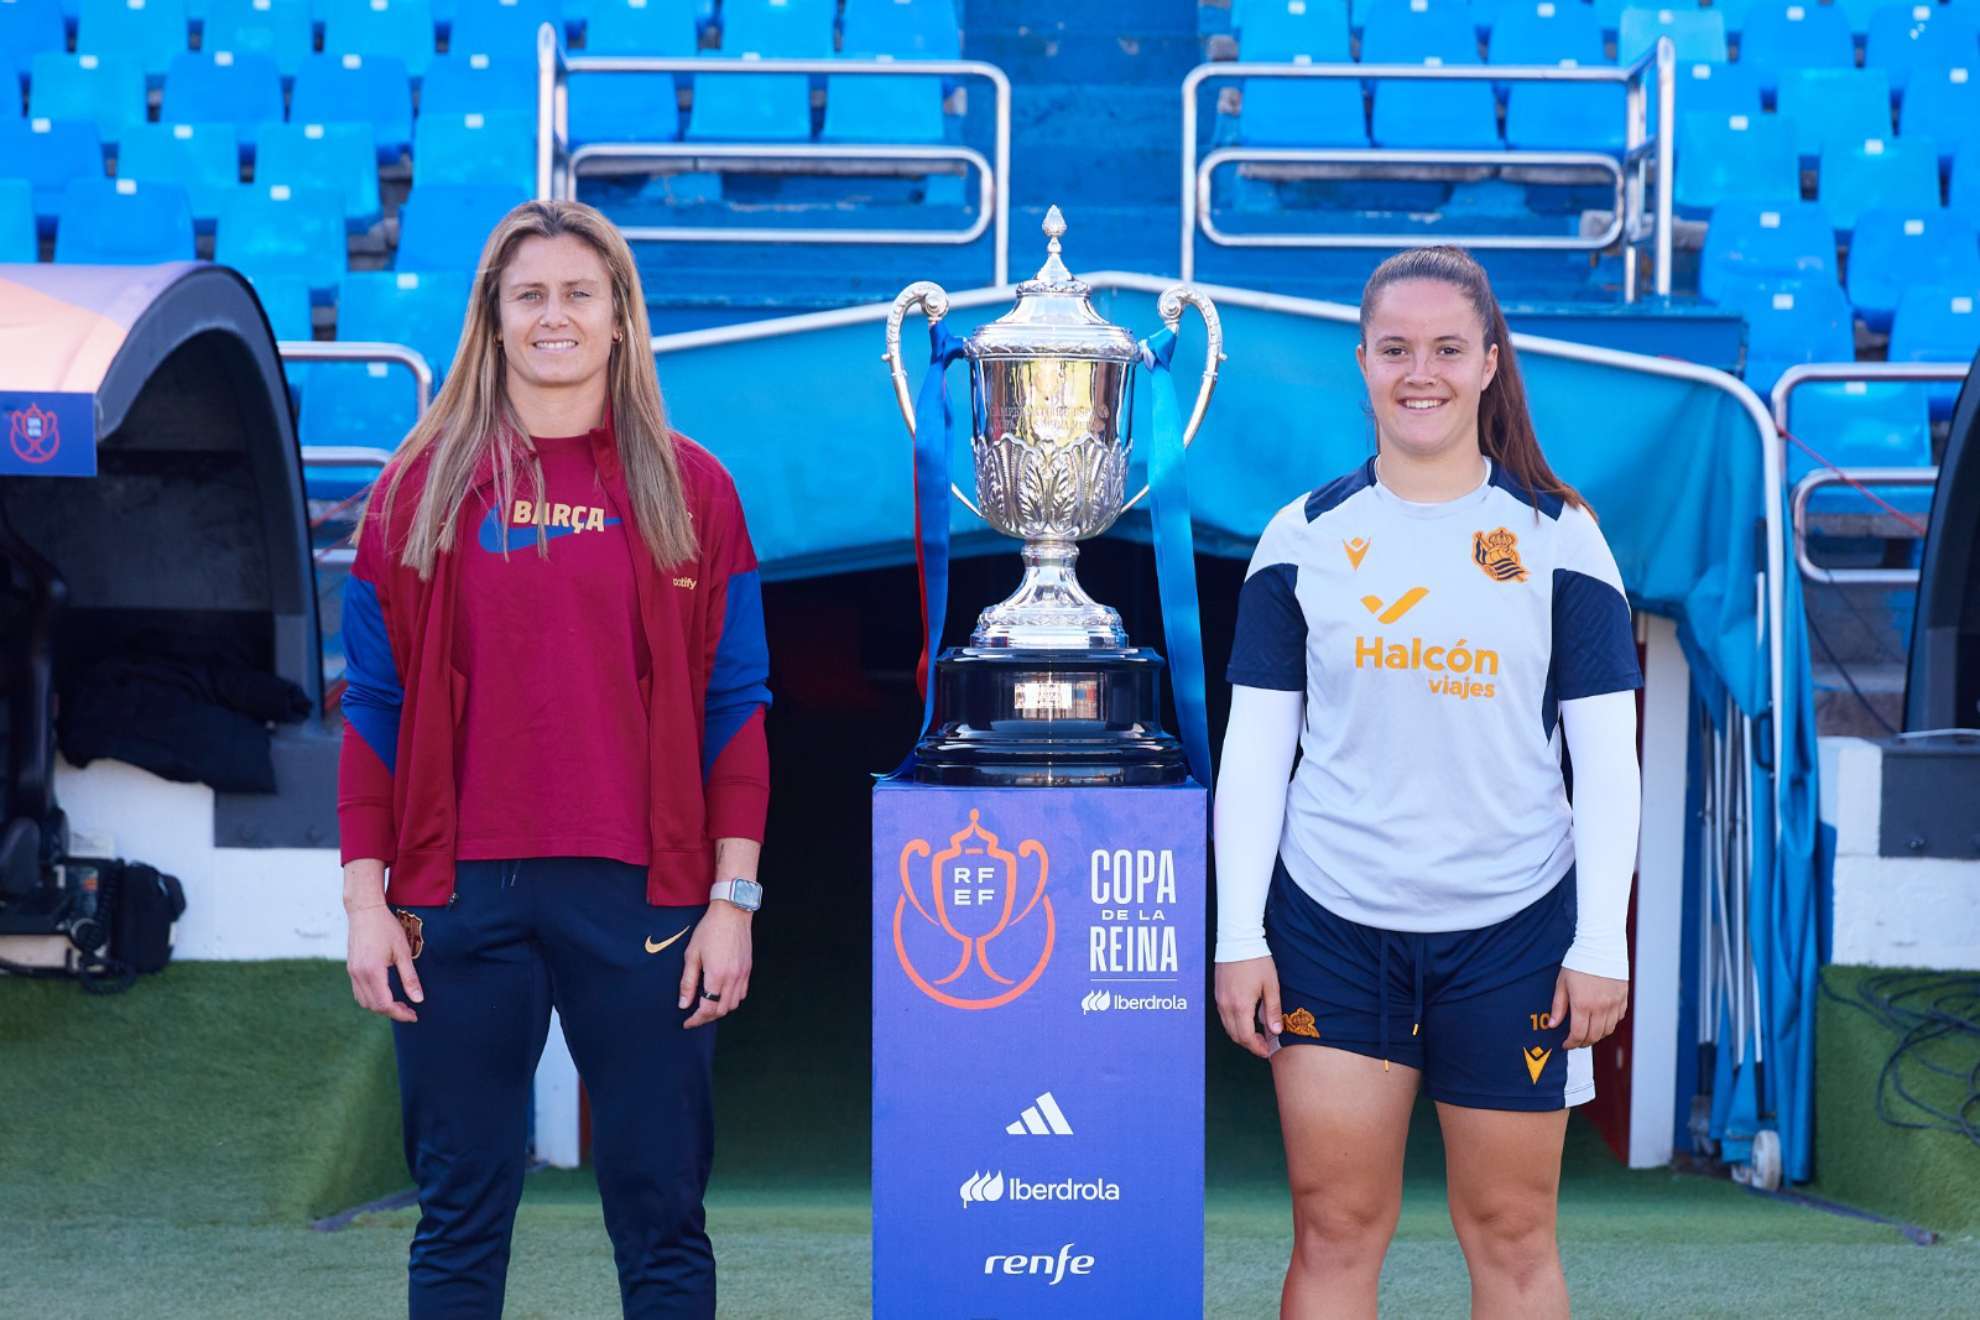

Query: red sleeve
704;705;769;842
336;483;403;866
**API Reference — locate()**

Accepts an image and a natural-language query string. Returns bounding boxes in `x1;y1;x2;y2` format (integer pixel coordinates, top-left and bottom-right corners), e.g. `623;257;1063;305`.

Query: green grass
3;960;1977;1318
1812;965;1980;1237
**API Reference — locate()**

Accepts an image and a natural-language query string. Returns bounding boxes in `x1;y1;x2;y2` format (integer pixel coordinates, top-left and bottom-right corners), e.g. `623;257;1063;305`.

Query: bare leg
1272;1044;1421;1320
1435;1102;1570;1320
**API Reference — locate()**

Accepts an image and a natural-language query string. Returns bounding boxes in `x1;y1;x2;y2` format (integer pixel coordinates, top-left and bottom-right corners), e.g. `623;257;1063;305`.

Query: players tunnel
0;262;322;912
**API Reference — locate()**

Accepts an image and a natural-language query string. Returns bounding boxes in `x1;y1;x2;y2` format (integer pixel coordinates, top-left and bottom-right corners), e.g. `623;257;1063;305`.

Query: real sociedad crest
7;403;60;465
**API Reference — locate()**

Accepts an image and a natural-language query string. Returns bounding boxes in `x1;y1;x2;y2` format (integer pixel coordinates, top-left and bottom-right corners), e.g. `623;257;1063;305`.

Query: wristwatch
710;878;763;912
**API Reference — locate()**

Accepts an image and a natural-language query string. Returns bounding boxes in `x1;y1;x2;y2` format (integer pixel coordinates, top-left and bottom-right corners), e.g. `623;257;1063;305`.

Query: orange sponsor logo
894;808;1054;1011
1284;1007;1320;1038
1359;585;1427;623
1472;527;1529;582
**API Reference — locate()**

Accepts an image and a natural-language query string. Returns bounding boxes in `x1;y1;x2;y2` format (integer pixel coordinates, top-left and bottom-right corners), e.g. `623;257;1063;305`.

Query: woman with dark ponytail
1213;246;1643;1317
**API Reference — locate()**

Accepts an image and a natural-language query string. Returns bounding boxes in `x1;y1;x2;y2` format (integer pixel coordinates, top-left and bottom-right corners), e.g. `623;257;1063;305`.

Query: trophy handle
881;280;981;517
1121;285;1225;515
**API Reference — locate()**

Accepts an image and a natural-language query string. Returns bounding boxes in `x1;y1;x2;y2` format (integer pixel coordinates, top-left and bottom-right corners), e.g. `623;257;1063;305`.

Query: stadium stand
320;0;437;79
256;121;384;232
1235;0;1352;56
202;0;314;80
1698;199;1837;305
567;0;695;147
2;0;69;95
1487;1;1605;65
1361;0;1500;150
53;177;197;263
449;0;561;65
1864;1;1980;94
394;182;529;269
1847;208;1980;333
75;0;190;82
1774;68;1893;163
820;61;947;144
1784;379;1933;516
161;50;286;152
1818;135;1941;233
1232;0;1363;148
0;179;38;263
115;121;242;228
1617;5;1727;65
1900;65;1980;166
299;269;471;448
27;52;147;147
0;118;106;231
1739;3;1857;96
1732;279;1857;395
1953;140;1980;227
1889;285;1980;416
420;51;531;116
412;111;537;195
290;54;416;162
215;183;347;300
842;0;961;58
684;0;834;143
1675;111;1799;217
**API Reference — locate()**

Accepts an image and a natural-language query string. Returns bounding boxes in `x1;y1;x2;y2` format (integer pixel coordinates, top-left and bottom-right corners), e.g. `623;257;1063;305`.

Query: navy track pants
388;857;715;1319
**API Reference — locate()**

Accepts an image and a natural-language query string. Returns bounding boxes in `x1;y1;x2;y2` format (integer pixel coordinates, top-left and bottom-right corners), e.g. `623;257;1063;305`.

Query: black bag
106;860;186;976
0;857;186;993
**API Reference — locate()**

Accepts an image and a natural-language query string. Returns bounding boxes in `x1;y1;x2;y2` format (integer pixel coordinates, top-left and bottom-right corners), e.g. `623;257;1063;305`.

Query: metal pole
1655;36;1676;297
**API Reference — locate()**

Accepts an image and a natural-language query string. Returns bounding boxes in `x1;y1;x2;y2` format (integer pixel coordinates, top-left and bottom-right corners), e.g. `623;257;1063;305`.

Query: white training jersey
1227;457;1642;934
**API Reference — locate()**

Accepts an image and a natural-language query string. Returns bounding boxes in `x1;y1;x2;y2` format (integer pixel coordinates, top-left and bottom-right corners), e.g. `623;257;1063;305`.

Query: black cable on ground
1804;605;1899;737
1818;970;1980;1150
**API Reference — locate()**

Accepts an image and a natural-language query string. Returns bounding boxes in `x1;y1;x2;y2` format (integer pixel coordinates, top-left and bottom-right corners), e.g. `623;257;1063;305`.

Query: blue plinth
871;782;1207;1318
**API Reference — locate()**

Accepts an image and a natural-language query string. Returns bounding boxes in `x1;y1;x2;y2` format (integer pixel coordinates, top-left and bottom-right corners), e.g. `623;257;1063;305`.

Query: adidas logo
1005;1091;1074;1136
1081;990;1112;1014
959;1170;1006;1207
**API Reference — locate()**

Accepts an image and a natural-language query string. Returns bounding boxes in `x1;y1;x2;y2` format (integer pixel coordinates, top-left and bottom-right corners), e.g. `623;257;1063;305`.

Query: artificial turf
3;958;1977;1318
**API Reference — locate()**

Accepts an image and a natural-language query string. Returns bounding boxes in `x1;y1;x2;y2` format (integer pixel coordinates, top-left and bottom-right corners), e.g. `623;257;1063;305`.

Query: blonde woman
338;200;770;1319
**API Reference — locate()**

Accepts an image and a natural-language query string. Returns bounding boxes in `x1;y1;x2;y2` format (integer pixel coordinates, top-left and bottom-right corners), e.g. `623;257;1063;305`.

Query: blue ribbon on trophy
1140;325;1213;790
911;318;965;745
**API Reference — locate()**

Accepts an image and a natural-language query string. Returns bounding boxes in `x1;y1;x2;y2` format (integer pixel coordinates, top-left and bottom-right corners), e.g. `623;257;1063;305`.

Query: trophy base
912;647;1189;787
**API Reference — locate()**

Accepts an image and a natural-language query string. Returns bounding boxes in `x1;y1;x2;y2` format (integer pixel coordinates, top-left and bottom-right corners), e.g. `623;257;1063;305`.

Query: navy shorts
1264;859;1594;1111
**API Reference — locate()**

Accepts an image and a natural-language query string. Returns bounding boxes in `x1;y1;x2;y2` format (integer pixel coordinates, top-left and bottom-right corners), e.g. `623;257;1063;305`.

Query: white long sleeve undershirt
1212;685;1641;980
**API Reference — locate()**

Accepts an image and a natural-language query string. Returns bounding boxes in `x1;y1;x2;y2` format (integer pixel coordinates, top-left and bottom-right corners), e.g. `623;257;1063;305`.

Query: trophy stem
972;540;1129;650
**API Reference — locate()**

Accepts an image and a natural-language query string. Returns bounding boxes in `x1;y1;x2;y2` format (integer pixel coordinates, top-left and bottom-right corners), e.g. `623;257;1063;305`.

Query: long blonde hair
360;199;697;578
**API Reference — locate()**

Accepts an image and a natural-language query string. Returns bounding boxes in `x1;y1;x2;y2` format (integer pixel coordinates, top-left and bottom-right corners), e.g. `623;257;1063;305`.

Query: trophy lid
965;207;1139;363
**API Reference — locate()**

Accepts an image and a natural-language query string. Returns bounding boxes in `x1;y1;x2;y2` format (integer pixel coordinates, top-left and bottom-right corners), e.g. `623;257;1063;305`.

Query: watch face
726;879;763;910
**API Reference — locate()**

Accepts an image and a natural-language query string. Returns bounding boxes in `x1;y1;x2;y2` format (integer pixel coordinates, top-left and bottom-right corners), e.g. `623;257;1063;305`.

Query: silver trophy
884;206;1224;652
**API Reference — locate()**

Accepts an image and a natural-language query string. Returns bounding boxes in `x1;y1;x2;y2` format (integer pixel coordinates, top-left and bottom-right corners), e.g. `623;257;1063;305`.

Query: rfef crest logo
7;403;60;465
894;808;1054;1010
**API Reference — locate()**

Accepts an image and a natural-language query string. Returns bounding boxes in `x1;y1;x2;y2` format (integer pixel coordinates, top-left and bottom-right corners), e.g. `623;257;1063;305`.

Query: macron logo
1005;1091;1074;1136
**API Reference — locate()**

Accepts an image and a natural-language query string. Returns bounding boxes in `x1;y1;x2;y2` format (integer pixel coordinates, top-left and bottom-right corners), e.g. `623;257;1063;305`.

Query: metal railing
280;341;433;568
1179;37;1678;301
1771;361;1968;586
534;24;1012;285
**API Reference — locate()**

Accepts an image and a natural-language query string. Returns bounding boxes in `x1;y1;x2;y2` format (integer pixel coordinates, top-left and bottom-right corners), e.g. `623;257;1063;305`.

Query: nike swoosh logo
478;505;622;553
644;926;691;955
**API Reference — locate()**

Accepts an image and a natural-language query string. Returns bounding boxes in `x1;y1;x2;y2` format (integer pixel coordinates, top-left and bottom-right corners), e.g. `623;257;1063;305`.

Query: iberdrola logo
894;808;1054;1011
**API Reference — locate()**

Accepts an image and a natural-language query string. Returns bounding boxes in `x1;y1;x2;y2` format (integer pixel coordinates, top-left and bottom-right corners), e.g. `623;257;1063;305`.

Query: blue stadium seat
421;51;532;116
1361;0;1478;62
1488;1;1604;65
1237;76;1370;147
1818;134;1941;232
116;121;240;226
1700;199;1837;304
569;0;694;145
1371;82;1502;147
687;0;829;142
1707;0;1756;36
395;181;528;269
1899;65;1980;166
1889;284;1980;416
1617;6;1727;64
202;0;313;80
449;0;559;64
1832;0;1890;36
821;60;946;143
1587;0;1625;36
161;50;284;151
1649;60;1765;140
1774;68;1893;163
843;0;960;57
412;110;536;193
300;269;472;447
1847;208;1980;331
1785;380;1933;516
1738;3;1856;95
256;120;382;230
1953;141;1980;228
248;269;314;398
215;183;346;299
291;54;415;161
1674;111;1798;216
1505;83;1627;151
27;52;147;146
1865;2;1980;94
0;117;106;229
321;0;436;80
1;0;68;96
1732;278;1855;394
75;0;190;82
54;176;195;261
0;179;37;261
1235;0;1352;58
